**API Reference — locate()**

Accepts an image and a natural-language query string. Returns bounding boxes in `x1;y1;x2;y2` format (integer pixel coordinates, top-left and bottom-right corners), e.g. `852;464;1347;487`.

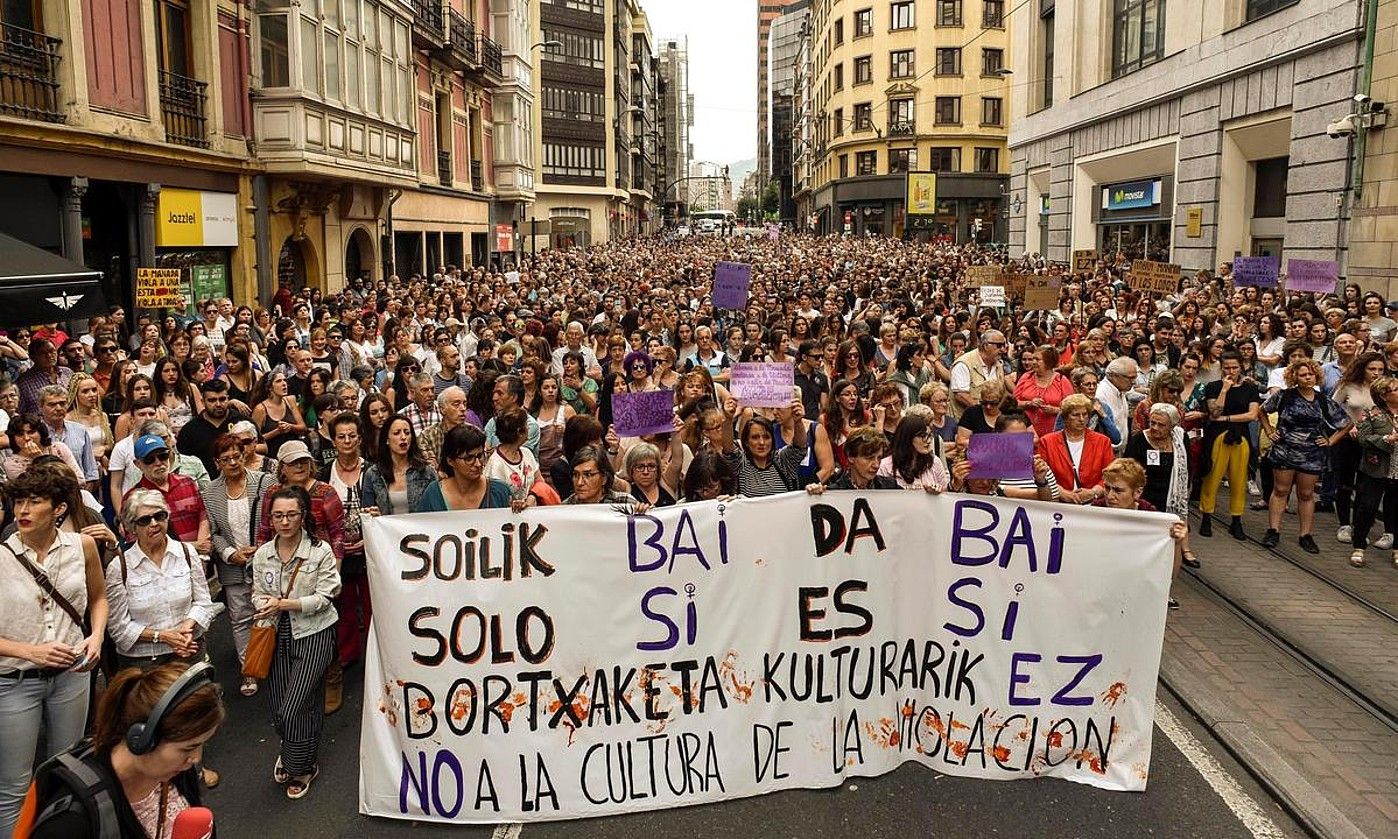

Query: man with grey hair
122;419;208;493
949;329;1008;419
418;386;467;466
38;383;97;489
550;321;601;378
1100;356;1139;451
398;371;441;436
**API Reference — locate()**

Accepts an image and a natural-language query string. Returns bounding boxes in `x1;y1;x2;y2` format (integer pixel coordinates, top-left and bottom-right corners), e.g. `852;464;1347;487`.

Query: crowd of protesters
4;227;1384;831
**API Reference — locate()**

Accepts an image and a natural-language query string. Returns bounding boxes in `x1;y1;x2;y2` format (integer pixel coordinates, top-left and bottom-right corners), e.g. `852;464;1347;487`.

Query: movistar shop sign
1103;179;1160;211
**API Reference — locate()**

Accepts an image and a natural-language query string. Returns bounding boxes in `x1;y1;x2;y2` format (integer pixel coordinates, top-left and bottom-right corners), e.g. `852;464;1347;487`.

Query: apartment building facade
804;0;1012;239
657;37;694;223
1008;0;1369;271
770;2;810;224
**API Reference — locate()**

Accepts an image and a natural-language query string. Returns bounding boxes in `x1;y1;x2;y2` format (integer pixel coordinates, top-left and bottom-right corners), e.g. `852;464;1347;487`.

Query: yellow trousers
1199;433;1250;517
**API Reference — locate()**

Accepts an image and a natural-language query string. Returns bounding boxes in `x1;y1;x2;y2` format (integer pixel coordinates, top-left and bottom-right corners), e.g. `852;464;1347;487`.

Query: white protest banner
360;492;1174;825
979;285;1006;308
730;362;795;408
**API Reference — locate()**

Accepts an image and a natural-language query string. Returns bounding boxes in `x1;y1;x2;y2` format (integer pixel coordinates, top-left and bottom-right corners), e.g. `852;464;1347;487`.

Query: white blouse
0;530;88;672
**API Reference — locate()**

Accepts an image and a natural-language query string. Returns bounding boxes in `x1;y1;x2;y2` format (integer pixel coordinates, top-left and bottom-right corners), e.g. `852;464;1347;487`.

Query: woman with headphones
22;661;225;838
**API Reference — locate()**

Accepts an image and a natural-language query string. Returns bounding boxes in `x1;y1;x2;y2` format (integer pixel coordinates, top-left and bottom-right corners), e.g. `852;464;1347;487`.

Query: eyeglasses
96;345;116;354
270;510;303;522
140;451;171;465
133;510;170;527
572;469;602;480
632;462;658;473
455;450;486;464
985;341;1006;348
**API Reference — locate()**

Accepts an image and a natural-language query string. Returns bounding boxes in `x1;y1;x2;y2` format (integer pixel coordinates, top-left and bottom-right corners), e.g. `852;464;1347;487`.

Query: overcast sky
643;0;758;165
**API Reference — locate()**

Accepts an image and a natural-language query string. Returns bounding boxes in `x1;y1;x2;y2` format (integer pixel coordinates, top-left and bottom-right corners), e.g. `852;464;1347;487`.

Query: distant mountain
725;157;757;189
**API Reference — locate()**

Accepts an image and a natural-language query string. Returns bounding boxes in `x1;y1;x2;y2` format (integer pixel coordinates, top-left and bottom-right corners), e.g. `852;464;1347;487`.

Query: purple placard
966;432;1035;481
713;261;752;310
1232;256;1278;288
730;362;795;407
611;389;675;438
1286;259;1340;294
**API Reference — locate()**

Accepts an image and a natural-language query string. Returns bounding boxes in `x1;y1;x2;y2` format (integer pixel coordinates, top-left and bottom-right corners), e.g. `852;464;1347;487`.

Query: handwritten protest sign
1128;261;1181;295
1072;251;1099;273
964;265;1002;287
1024;276;1061;311
713;262;752;309
362;493;1174;823
1285;259;1339;294
135;267;185;308
1005;272;1029;300
730;362;795;408
610;390;674;437
1231;257;1277;288
967;432;1035;480
979;285;1006;308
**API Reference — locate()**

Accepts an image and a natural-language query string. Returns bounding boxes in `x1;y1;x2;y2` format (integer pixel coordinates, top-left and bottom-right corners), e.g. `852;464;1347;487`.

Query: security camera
1355;94;1372;109
1328;115;1357;138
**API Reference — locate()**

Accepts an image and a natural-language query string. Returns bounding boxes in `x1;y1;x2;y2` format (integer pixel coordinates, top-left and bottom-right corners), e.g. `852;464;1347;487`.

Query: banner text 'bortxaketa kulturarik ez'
359;491;1175;823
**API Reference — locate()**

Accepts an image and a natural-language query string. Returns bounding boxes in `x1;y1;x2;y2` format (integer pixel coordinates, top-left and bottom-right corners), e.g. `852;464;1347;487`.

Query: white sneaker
1376;533;1394;550
1337;525;1353;543
1247;480;1262;497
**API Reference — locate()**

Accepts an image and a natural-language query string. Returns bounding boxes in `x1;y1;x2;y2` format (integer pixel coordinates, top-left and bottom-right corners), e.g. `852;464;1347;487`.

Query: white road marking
1154;700;1289;839
491;823;523;839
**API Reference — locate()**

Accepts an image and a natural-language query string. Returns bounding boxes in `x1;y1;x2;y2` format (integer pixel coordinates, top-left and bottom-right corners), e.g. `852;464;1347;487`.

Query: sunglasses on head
133;510;169;527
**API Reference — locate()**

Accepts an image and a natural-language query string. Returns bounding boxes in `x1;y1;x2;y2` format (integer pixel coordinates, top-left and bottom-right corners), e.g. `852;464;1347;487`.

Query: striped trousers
267;615;335;777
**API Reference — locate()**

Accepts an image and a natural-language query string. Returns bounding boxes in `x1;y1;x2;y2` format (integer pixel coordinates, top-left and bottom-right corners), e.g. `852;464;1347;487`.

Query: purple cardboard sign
611;389;675;438
713;261;752;310
730;362;795;408
1286;259;1340;294
966;432;1035;481
1232;256;1278;288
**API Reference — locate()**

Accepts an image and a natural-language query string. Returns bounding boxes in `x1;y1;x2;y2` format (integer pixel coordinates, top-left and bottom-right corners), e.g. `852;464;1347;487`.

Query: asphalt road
197;614;1302;839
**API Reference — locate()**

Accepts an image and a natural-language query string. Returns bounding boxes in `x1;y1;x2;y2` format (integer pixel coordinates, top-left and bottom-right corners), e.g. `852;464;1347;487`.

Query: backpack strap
31;745;121;839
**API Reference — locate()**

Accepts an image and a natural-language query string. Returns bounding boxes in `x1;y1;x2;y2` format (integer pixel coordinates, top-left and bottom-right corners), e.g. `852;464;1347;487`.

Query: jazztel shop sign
1103;179;1160;212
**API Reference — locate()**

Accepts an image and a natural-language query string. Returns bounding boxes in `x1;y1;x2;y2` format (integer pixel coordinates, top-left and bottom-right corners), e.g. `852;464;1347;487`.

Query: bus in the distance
690;210;735;234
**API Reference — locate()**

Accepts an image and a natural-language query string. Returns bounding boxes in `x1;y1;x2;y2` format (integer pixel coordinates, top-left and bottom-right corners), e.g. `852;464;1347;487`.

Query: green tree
761;180;780;218
737;195;760;221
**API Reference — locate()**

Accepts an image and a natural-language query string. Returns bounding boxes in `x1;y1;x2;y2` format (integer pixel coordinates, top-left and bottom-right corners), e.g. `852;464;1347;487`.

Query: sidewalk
1162;522;1398;838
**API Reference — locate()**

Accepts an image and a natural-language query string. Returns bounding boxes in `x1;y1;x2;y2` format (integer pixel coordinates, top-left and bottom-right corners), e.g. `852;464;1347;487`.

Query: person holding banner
251;485;341;799
624;442;680;508
808;427;899;493
416;425;515;512
878;410;949;493
723;403;809;498
563;446;641;507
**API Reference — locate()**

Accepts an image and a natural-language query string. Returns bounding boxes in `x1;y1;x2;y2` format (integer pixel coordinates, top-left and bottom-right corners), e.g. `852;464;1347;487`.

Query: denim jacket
361;463;436;514
250;533;341;640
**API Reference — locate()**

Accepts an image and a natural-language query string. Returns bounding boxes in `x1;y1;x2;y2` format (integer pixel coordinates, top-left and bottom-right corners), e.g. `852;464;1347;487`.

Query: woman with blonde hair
66;372;114;470
918;382;958;446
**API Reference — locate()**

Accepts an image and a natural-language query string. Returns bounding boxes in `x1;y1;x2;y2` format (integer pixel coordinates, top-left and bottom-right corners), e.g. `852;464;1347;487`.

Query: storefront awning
0;232;106;325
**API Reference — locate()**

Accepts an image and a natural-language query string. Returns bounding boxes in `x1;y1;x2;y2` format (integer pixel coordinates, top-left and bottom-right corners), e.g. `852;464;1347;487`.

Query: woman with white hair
1125;403;1196;587
232;419;273;472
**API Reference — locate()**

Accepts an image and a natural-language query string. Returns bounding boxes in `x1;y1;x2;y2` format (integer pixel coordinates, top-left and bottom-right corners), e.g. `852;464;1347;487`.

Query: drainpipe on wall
385;189;402;279
253;175;272;304
1352;0;1381;201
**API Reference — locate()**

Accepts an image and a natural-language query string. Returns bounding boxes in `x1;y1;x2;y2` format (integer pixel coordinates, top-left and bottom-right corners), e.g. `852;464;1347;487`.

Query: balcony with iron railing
470;159;483;191
159;70;208;148
887;119;915;137
0;23;63;122
412;0;446;46
446;8;477;68
437;149;452;186
479;36;503;78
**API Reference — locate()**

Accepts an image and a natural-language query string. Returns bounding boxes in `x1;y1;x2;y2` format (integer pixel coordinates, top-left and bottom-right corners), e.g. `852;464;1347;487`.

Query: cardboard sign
1024;275;1062;311
361;492;1176;823
610;390;675;437
964;265;1003;287
1285;259;1339;294
966;431;1035;480
1128;261;1181;295
135;267;185;308
1232;256;1278;288
1073;250;1099;273
979;285;1006;308
730;362;795;408
713;261;752;309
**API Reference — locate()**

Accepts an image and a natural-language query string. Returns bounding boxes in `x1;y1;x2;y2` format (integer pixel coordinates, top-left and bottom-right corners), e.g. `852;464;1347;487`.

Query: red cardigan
1037;429;1114;491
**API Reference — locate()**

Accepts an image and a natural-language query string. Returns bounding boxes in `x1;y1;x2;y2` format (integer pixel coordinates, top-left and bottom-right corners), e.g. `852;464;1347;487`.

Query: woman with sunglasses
416;424;515;511
251;485;341;799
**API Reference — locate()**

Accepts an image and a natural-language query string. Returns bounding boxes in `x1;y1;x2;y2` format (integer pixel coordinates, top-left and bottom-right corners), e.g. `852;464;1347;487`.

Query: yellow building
0;0;259;313
803;0;1011;239
1349;0;1398;295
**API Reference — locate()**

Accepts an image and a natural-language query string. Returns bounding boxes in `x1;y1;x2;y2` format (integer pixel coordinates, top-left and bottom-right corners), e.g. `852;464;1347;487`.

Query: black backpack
26;742;121;839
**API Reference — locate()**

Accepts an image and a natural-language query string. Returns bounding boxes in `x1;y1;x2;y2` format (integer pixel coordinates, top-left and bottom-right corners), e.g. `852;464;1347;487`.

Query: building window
1253;157;1289;218
974;147;999;173
982;47;1004;75
855;55;873;84
542;142;606;178
1041;2;1054;107
856;150;877;175
928;147;960;172
1246;0;1298;20
259;14;290;87
834;62;843;90
936;0;962;26
891;1;915;30
935;48;961;75
834;17;844;44
854;8;873;36
542;28;605;69
984;0;1005;26
888;97;914;133
890;147;917;173
833;107;844;135
542;86;605;121
981;96;1002;126
935;96;961;125
559;0;604;12
890;49;914;79
1112;0;1166;78
839;154;849;178
854;102;872;130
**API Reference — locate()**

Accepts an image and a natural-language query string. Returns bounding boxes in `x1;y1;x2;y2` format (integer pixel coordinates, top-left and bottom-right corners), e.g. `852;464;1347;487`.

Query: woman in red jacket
1037;393;1114;504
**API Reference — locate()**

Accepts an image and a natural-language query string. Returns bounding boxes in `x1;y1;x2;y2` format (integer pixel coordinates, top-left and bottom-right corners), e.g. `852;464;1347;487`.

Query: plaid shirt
399;401;442;437
125;474;207;545
16;365;72;415
257;480;346;562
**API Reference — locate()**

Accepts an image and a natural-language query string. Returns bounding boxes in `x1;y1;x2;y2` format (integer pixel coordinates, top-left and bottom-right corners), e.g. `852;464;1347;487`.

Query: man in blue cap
122;433;211;555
